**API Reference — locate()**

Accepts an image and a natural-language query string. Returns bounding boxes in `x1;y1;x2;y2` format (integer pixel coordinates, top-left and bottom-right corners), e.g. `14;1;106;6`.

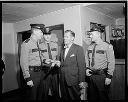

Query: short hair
65;30;75;37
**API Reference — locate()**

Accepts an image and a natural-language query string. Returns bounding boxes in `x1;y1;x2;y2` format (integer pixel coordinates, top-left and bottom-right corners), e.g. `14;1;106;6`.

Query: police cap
89;25;101;33
43;27;51;35
30;24;46;33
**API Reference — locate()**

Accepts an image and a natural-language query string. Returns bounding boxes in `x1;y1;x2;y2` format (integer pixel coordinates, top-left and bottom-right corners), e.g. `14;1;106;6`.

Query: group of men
20;24;115;100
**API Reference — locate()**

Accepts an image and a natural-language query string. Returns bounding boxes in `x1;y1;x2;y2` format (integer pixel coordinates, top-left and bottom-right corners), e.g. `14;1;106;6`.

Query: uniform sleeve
106;44;115;78
20;43;31;82
85;49;89;69
77;46;86;82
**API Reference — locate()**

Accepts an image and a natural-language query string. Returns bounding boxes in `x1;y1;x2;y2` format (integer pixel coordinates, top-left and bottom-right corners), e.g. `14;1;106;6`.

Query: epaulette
105;41;113;49
24;38;30;43
105;41;111;45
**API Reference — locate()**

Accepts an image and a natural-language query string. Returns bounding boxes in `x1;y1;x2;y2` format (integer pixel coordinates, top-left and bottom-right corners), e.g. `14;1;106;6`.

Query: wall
2;22;19;93
116;18;125;25
14;5;82;46
80;6;115;54
110;63;125;100
115;17;126;89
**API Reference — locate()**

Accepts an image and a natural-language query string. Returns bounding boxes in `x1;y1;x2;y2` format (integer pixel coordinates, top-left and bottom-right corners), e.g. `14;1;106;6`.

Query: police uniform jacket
20;37;42;81
85;41;115;79
39;40;59;62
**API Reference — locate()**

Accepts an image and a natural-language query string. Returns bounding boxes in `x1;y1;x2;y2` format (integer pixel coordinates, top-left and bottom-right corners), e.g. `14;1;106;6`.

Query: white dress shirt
64;43;72;59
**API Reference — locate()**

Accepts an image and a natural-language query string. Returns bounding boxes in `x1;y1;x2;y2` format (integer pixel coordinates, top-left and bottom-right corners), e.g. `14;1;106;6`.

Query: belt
90;68;107;75
29;66;42;72
29;66;49;72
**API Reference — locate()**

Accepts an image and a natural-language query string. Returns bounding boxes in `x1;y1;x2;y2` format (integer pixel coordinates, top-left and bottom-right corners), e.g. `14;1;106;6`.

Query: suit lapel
65;43;74;61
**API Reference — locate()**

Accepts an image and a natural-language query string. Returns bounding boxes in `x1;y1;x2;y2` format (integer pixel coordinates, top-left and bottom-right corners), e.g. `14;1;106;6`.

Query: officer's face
90;31;100;42
33;28;43;39
64;32;74;45
44;34;51;42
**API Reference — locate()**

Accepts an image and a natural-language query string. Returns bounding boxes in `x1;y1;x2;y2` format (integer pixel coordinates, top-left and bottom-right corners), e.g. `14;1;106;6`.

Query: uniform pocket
96;50;104;54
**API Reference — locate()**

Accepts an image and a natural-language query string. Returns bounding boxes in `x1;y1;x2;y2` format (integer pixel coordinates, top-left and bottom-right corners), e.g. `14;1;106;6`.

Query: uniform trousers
27;70;42;100
60;74;81;100
87;73;110;101
37;69;60;100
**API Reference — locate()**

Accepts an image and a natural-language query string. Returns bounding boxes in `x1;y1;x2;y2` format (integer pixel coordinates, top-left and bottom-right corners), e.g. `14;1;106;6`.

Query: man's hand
55;60;61;67
86;69;92;76
79;82;88;89
51;62;56;67
105;78;111;85
27;80;34;87
45;59;51;64
51;60;61;67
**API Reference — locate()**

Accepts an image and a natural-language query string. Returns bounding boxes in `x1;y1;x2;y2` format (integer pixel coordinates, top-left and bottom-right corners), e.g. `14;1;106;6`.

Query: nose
90;34;92;38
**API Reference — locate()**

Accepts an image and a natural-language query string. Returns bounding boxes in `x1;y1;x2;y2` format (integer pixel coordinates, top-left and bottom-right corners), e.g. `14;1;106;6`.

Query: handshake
43;59;61;68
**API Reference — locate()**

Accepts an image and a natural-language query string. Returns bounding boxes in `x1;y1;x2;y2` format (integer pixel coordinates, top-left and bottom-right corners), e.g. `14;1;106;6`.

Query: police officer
37;28;60;100
20;24;46;100
85;26;115;100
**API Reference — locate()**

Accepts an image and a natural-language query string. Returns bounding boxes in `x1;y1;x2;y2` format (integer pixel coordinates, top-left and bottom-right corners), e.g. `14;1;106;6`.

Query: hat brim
43;32;51;35
88;30;100;32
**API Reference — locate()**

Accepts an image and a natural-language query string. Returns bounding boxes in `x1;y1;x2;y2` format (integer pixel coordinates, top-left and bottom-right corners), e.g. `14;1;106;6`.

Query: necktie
91;44;97;67
37;42;43;66
47;43;52;59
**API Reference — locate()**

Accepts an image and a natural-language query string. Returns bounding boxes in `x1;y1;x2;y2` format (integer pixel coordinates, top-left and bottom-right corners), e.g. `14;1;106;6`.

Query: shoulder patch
24;38;30;43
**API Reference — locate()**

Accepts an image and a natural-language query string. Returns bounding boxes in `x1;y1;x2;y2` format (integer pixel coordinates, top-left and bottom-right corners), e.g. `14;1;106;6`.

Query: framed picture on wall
112;28;115;37
111;25;125;38
116;29;122;37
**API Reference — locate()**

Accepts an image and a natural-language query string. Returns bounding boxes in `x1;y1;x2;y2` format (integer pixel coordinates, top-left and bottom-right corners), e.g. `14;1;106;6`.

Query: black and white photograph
2;0;126;101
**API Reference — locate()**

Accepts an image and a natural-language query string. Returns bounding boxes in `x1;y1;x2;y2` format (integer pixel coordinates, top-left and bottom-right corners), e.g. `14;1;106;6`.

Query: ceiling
86;3;125;19
2;3;79;23
2;3;125;23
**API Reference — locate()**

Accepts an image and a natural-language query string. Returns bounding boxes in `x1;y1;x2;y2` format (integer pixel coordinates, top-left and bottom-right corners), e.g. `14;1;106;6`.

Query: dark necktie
37;42;43;66
47;43;52;59
91;44;97;67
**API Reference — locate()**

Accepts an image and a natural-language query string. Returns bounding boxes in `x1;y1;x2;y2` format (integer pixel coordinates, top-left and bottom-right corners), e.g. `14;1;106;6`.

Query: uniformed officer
85;26;115;100
37;28;60;100
20;24;46;100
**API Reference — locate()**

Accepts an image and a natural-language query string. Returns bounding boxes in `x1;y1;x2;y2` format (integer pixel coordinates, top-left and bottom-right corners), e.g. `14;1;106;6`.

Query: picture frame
111;25;125;38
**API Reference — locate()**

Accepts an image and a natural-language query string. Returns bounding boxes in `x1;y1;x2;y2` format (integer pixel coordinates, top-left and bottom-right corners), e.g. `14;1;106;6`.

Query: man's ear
71;37;75;41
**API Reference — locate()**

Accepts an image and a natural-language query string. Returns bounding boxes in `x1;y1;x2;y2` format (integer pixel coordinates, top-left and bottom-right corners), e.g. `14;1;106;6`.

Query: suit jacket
60;43;85;86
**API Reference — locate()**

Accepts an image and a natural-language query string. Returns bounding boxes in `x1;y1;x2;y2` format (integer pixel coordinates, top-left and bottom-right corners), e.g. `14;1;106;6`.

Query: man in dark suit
60;30;86;100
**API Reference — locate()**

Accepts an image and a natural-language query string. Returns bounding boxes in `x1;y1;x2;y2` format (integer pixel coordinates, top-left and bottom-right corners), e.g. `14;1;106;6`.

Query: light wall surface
116;18;125;25
2;22;19;93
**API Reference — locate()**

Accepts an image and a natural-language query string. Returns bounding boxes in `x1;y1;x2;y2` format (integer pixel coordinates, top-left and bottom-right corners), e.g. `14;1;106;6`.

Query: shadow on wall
82;38;91;56
15;53;27;89
3;53;20;93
